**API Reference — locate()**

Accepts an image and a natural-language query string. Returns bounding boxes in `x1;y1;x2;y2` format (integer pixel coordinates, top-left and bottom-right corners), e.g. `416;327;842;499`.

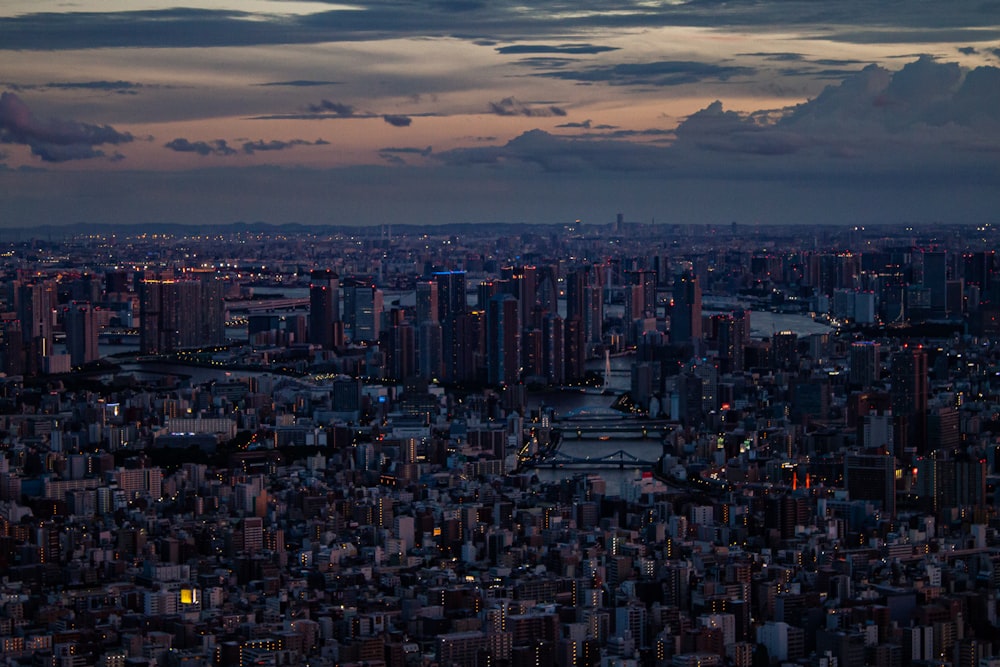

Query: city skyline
1;0;999;227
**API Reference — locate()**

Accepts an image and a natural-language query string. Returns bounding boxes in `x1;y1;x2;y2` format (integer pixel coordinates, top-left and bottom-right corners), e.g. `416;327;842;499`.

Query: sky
0;0;998;228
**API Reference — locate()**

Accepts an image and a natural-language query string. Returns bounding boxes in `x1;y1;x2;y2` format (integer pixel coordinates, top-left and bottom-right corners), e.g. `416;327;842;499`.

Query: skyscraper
435;271;467;382
343;278;383;343
415;280;439;325
139;274;225;354
849;341;881;388
671;270;702;346
891;346;928;454
65;301;99;367
487;294;520;386
308;269;339;349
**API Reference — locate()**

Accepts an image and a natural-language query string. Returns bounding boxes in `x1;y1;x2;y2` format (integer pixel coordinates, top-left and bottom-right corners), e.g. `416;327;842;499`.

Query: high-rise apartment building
65;301;99;367
139;273;225;354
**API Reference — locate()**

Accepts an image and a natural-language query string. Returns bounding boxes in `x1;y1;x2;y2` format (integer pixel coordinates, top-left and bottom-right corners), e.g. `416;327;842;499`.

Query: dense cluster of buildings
0;221;997;667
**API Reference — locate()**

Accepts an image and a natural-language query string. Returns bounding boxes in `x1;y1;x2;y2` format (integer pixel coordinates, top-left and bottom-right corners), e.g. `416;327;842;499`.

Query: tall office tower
415;280;439;325
565;269;587;322
845;451;896;517
891;346;929;454
455;310;484;383
384;322;415;380
65;301;99;367
487;294;520;386
418;320;443;380
585;285;603;347
309;269;339;349
536;264;559;317
435;271;467;381
670;270;702;346
849;341;881;388
343;278;383;343
541;313;565;385
477;279;502;309
503;265;539;330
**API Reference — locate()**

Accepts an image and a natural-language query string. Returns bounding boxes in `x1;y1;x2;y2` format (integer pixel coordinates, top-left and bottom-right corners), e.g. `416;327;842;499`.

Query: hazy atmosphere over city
1;0;999;227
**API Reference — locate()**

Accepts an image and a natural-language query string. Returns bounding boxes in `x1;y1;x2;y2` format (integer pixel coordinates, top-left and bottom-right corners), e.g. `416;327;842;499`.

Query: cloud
738;52;804;62
496;43;620;55
488;97;567;117
1;80;148;94
164;138;237;156
382;114;413;127
256;80;341;87
379;146;433;156
438;57;1000;179
537;60;756;86
557;120;592;128
436;129;670;171
305;100;355;116
958;46;978;55
0;91;133;162
378;145;431;165
242;138;329;154
0;2;994;57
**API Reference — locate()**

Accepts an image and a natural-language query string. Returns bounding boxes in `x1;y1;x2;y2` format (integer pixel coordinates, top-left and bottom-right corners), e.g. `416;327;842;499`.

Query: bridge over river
554;418;677;440
529;448;657;470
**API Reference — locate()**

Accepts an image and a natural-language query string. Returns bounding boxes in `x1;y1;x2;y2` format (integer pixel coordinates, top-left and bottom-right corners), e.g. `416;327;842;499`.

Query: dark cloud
164;138;237;156
378;145;432;164
488;97;567;117
0;80;147;94
379;153;406;165
0;91;133;162
382;114;413;127
305;100;355;116
0;2;994;53
242;138;329;154
512;57;579;70
557;120;592;128
814;58;868;66
958;46;978;55
256;80;341;87
379;146;433;156
538;60;756;86
738;52;804;61
496;43;619;55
